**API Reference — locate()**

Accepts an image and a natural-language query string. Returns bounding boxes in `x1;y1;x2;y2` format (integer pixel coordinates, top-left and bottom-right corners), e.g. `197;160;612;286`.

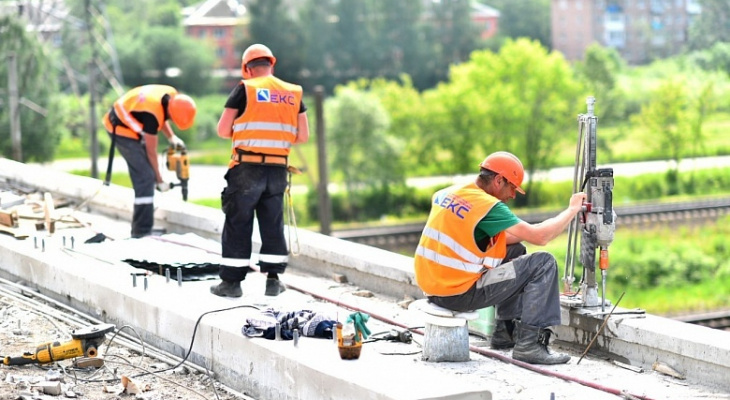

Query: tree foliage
426;38;580;203
632;80;690;193
0;15;61;162
574;43;626;124
325;87;404;198
116;26;216;95
688;0;730;51
487;0;551;48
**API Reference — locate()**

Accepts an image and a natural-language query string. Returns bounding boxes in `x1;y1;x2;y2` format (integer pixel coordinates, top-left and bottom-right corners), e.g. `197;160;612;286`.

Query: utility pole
7;52;22;162
85;0;99;179
314;86;332;235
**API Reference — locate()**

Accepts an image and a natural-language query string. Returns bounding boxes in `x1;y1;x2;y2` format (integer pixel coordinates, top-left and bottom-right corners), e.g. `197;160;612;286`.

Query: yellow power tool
3;323;115;366
166;144;190;201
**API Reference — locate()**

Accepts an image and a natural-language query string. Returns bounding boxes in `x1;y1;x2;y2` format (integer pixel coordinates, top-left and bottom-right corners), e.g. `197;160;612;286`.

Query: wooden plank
0;209;18;228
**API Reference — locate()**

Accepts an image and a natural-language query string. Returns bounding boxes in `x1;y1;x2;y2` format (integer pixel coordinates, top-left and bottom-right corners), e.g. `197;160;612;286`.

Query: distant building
184;0;501;84
471;2;500;40
183;0;248;81
551;0;701;65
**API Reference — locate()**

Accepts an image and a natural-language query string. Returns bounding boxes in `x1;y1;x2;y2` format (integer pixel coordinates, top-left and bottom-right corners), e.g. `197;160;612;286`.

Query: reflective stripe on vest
414;183;507;296
417;226;503;271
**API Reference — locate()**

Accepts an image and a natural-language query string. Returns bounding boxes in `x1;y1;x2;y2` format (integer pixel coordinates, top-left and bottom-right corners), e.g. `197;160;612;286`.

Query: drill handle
3;353;37;366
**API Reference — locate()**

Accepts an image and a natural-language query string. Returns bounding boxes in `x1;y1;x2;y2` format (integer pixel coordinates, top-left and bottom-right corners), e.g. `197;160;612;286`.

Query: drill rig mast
562;97;616;312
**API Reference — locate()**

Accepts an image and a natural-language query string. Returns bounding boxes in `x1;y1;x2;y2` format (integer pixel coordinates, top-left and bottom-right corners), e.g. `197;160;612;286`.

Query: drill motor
166;145;190;201
2;323;115;366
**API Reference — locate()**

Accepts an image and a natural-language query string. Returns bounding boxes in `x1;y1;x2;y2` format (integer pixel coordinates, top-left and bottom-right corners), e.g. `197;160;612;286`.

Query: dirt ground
0;290;253;400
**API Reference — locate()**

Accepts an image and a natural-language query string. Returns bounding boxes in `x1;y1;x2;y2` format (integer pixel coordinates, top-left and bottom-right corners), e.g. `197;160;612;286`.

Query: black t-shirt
224;83;307;118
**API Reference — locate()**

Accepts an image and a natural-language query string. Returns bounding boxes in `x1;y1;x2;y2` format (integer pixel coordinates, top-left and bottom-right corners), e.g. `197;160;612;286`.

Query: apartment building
552;0;701;64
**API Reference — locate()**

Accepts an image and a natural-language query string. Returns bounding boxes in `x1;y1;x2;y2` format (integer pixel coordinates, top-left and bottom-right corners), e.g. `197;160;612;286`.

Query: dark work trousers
429;244;563;328
219;163;289;282
110;133;156;238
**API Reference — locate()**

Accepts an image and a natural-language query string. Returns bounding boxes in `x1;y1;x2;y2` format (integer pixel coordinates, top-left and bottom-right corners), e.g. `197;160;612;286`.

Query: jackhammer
562;97;617;312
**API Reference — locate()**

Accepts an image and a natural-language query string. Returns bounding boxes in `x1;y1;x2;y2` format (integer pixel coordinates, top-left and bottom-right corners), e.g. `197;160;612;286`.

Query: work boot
210;280;242;298
511;321;570;365
490;319;516;349
265;278;286;296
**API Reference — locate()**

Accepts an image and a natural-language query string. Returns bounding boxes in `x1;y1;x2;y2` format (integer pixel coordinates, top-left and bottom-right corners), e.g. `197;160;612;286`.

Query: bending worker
211;43;310;298
102;85;196;238
413;151;586;365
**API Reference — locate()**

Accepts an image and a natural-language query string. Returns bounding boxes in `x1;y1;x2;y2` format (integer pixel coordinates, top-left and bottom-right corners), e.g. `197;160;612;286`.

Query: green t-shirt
474;202;520;251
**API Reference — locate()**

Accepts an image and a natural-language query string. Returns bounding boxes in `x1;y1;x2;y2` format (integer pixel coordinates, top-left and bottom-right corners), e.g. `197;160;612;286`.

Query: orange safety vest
228;76;302;169
414;183;507;296
102;85;178;140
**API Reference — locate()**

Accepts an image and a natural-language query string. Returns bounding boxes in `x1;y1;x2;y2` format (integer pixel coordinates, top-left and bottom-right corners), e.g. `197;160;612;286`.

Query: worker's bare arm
217;108;238;139
506;193;586;246
295;112;310;144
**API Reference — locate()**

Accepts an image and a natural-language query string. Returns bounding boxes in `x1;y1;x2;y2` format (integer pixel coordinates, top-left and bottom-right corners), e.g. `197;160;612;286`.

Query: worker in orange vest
102;85;196;238
414;151;586;365
211;44;310;298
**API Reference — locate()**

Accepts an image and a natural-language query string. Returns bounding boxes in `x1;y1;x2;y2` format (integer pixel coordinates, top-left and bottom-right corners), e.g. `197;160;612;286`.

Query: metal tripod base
560;285;612;310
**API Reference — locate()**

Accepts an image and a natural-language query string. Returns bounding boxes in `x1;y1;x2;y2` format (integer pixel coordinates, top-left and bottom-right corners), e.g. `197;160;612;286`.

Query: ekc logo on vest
256;88;295;105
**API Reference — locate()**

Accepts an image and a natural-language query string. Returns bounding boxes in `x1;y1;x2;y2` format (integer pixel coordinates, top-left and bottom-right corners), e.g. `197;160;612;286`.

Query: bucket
467;306;496;338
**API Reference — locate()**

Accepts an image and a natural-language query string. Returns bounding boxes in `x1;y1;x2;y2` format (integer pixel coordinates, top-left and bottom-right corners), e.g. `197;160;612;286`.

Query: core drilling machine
3;323;115;366
166;144;190;201
561;97;617;312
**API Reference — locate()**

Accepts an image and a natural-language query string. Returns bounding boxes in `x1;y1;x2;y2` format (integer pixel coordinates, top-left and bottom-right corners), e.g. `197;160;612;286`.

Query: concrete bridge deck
1;158;729;400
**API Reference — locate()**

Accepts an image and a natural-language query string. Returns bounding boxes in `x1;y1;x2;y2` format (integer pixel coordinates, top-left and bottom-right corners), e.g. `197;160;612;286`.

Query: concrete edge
557;307;730;390
0;237;492;400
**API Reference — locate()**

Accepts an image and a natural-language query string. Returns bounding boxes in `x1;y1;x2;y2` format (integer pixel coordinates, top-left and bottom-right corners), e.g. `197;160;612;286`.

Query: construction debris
652;361;686;380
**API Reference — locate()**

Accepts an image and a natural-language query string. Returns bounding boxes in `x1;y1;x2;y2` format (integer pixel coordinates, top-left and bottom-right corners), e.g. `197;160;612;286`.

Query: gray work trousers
110;133;156;238
428;246;562;328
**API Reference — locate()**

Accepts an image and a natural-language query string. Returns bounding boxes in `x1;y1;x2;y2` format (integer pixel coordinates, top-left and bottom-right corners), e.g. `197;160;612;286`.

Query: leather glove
169;135;186;150
156;182;172;192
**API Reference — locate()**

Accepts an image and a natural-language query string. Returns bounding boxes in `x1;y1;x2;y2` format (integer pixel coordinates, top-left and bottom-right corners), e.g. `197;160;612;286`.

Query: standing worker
102;85;196;238
210;44;310;298
413;151;586;365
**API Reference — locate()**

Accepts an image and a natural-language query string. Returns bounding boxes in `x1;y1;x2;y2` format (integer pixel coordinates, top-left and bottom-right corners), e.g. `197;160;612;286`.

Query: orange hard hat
241;44;276;78
479;151;525;194
168;94;197;130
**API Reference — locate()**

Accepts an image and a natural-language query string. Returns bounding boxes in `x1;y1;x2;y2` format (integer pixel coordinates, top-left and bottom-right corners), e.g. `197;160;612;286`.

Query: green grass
70;169;132;187
527;219;730;315
610;277;730;316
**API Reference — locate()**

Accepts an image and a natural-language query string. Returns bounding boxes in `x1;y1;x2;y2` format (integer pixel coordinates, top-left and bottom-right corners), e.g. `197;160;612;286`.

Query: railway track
674;310;730;331
333;197;730;252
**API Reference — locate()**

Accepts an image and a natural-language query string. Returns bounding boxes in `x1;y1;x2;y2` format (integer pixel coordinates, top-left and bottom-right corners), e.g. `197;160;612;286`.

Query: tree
422;38;580;203
244;0;305;86
0;15;61;162
116;27;216;96
359;76;430;175
488;0;551;48
632;80;690;194
687;81;717;159
298;0;339;92
428;0;479;83
574;43;626;125
370;0;437;90
325;87;404;198
688;0;730;51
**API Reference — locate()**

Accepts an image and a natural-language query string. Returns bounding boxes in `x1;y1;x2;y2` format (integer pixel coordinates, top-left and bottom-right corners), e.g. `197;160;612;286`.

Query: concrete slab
1;158;730;399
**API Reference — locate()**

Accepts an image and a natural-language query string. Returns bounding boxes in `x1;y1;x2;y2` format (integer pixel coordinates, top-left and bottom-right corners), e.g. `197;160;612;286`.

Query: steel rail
333;198;730;245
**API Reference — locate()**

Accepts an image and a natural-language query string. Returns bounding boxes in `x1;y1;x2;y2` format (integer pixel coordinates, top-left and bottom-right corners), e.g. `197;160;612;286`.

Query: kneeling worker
413;151;586;364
